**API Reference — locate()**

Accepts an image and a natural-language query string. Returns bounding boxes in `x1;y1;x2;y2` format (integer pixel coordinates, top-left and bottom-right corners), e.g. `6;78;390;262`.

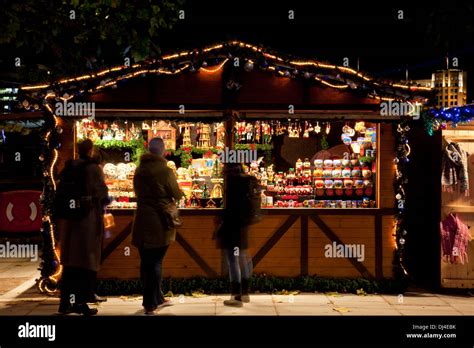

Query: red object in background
0;191;42;232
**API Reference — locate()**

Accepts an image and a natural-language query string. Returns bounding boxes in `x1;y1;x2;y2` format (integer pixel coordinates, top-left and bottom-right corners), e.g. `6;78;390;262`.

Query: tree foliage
0;0;185;81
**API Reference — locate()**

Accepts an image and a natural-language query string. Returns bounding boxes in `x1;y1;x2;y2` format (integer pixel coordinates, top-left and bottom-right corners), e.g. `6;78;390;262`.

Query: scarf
440;213;470;264
442;142;469;196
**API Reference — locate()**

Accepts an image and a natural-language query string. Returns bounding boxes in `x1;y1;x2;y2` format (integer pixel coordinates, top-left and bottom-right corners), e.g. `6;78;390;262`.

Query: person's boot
223;282;243;307
241;278;250;303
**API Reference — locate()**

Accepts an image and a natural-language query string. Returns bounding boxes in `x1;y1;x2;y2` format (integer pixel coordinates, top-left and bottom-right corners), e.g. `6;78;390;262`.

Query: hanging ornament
202;61;208;67
354;122;366;133
284;70;290;77
342;123;355;137
56;126;63;134
315;121;321;134
304;72;311;79
341;134;352;146
399;238;406;245
244;60;254;72
325;122;331;135
39;154;45;161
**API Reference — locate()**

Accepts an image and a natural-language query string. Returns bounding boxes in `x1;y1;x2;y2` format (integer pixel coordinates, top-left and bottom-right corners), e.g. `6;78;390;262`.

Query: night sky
159;0;474;101
1;1;473;100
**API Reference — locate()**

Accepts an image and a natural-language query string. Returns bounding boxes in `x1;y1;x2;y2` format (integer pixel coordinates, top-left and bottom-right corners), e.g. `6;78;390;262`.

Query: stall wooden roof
14;40;433;118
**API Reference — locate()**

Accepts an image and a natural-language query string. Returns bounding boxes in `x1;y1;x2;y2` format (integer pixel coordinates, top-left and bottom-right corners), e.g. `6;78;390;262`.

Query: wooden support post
300;215;309;276
375;213;383;278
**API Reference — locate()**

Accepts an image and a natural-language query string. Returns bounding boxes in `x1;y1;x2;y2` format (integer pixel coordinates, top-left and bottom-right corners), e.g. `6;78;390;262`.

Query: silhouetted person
132;137;183;314
216;163;255;307
57;139;109;315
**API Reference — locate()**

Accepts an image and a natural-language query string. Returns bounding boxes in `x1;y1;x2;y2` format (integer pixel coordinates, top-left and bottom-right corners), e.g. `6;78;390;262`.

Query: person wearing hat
132;137;183;314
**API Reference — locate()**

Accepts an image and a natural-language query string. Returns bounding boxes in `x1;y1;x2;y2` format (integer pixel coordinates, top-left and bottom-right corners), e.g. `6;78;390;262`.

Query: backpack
53;160;93;220
240;174;262;225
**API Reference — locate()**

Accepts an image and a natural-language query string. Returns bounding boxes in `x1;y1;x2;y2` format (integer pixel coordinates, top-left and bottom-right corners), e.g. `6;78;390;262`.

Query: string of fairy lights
19;40;431;104
16;41;443;293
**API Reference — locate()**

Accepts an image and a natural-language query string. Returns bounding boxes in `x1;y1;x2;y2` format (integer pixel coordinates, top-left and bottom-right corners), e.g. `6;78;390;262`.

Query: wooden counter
99;207;396;280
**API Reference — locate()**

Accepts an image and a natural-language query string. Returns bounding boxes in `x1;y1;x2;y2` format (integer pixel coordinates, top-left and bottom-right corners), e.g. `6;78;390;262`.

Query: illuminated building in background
432;69;467;107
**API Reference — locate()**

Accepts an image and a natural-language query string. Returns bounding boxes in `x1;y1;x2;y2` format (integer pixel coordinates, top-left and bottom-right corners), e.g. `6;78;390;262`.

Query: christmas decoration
18;40;431;111
393;121;411;279
422;104;474;136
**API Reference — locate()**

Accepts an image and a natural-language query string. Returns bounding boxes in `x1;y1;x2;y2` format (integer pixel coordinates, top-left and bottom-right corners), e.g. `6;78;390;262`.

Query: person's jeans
139;245;169;309
224;247;253;283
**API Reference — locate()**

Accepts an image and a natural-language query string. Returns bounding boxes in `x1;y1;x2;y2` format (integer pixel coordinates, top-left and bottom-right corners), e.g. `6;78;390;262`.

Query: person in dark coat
57;139;109;315
132;137;183;314
216;163;254;307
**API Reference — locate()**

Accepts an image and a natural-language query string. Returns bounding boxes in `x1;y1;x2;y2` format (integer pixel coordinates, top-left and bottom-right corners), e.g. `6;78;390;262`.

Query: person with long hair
216;163;254;307
57;139;109;315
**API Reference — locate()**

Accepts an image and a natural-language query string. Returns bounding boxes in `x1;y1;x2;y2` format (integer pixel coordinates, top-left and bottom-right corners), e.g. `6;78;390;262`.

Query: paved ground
1;260;473;316
1;281;473;316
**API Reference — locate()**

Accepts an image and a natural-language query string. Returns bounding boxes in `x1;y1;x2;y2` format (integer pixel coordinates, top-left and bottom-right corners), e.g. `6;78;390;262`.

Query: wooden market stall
17;41;432;288
440;125;474;288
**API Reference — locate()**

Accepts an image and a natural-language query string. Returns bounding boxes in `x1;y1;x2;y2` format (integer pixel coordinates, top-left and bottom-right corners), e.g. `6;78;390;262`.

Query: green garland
234;144;274;151
93;138;146;163
96;274;407;296
92;142;275;167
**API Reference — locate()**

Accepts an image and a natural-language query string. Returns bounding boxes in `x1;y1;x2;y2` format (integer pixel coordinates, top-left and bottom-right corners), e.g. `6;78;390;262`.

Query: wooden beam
252;215;299;268
310;215;375;279
300;215;309;276
101;222;132;263
176;232;219;278
374;213;383;278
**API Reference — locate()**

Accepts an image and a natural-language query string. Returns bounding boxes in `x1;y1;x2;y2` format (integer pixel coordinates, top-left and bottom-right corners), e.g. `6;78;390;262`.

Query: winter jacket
215;173;252;250
58;158;109;272
131;153;182;249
